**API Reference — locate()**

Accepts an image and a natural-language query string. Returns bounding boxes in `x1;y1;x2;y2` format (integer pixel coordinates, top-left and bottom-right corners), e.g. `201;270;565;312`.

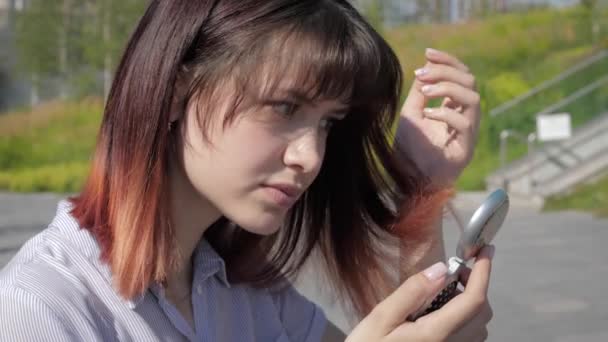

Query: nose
282;129;325;175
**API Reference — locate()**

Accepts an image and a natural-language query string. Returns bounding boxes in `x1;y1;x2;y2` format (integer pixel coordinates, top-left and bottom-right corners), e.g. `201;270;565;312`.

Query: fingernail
421;84;434;94
414;68;428;76
423;108;435;116
487;245;496;259
426;48;440;55
479;244;495;259
423;262;447;281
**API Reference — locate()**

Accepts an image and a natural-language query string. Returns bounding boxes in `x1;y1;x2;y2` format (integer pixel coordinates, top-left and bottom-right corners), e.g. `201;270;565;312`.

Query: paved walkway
1;192;607;341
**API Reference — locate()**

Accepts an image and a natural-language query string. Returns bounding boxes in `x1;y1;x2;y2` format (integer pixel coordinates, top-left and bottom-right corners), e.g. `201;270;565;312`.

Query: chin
247;225;281;236
232;211;285;236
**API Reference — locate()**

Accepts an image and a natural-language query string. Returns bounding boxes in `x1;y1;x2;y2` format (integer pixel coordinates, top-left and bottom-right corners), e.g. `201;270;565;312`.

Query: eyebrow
284;89;350;116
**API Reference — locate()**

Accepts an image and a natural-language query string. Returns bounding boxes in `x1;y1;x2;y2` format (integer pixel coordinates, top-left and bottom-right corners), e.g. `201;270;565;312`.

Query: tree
15;0;61;105
14;0;147;103
580;0;601;45
78;0;146;99
360;0;385;33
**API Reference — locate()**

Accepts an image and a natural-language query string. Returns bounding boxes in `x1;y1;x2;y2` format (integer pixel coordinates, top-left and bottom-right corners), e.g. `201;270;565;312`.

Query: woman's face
178;79;348;235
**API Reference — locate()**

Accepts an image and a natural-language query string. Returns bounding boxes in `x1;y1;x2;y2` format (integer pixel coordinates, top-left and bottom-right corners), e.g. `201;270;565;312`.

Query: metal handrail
490;49;608;117
499;129;537;171
498;129;537;192
536;74;608;116
539;143;608;189
493;112;608;180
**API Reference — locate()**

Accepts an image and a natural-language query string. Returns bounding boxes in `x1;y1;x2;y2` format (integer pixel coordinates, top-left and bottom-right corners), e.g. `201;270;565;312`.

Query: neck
166;159;221;292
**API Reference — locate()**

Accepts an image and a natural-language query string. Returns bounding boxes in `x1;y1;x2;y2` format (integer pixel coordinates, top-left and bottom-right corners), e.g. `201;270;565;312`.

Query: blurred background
1;1;607;341
0;0;607;214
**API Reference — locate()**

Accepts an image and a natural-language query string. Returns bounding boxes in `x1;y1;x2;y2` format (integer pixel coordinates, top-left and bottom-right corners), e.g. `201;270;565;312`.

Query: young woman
0;0;494;341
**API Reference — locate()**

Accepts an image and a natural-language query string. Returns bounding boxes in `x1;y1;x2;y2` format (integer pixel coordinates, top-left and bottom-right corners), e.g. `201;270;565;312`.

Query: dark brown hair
70;0;453;321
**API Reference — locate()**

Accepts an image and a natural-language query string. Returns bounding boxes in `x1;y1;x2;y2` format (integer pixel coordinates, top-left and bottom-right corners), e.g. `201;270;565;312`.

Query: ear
169;72;190;123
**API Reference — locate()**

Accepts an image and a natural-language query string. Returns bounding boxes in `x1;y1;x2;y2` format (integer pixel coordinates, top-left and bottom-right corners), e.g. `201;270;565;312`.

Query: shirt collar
192;238;231;288
52;200;230;311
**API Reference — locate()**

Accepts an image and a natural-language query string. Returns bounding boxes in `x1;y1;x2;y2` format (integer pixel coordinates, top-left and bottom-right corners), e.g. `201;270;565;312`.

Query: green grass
0;162;89;193
1;5;607;195
0;98;102;193
383;5;608;190
543;174;608;217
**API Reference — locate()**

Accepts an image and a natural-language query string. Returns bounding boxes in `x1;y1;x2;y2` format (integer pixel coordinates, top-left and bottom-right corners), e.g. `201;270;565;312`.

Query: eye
320;117;342;132
270;101;300;118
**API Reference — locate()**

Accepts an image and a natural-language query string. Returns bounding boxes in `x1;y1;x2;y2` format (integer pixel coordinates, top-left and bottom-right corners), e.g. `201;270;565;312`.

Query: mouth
261;183;302;207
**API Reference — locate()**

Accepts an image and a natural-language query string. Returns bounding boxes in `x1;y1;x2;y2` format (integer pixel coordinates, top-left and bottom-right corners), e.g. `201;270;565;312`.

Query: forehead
233;30;356;106
249;60;354;108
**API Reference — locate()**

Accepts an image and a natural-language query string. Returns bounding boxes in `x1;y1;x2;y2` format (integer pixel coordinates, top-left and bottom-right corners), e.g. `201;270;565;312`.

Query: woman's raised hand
346;245;494;342
396;48;482;188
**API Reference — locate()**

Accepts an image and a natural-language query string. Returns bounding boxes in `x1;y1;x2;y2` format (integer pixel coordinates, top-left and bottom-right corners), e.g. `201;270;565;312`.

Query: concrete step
489;113;608;181
536;148;608;197
450;190;544;212
487;112;608;197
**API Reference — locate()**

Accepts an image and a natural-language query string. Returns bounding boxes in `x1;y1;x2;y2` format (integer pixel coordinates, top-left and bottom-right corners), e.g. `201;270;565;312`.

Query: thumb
372;262;448;332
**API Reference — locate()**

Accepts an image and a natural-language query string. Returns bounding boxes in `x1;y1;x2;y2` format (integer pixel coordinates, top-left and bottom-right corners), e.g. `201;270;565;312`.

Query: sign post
529;113;572;194
536;113;572;142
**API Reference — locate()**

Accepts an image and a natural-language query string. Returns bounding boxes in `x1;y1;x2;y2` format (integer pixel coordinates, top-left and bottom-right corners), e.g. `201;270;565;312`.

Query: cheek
224;121;287;172
186;128;291;233
181;117;287;190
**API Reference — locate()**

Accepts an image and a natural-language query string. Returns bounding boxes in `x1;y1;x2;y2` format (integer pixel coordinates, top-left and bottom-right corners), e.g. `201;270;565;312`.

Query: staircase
486;113;608;198
485;49;608;200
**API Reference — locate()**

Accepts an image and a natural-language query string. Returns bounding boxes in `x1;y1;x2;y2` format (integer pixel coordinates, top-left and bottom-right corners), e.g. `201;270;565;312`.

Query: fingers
365;262;447;332
458;242;495;286
422;107;473;136
424;245;495;334
402;49;476;120
464;245;494;297
413;49;479;125
479;328;489;342
451;302;493;342
401;76;428;119
420;82;480;111
425;48;470;73
473;328;489;342
459;265;472;287
415;63;476;89
389;303;492;342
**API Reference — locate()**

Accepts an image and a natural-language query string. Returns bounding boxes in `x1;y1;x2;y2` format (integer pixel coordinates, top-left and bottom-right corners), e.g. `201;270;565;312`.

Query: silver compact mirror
456;188;509;262
408;189;509;321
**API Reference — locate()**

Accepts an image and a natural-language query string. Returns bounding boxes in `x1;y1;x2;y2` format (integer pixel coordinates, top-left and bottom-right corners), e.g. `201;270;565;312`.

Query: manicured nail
414;68;428;76
487;245;496;259
479;244;495;259
423;108;435;116
423;262;447;281
421;84;434;94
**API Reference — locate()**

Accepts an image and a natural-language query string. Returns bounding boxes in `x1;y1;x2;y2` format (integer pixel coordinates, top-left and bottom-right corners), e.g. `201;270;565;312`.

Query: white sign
536;113;572;142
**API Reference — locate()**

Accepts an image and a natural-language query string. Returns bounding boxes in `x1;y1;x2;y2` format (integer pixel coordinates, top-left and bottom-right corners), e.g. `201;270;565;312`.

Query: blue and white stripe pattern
0;200;327;341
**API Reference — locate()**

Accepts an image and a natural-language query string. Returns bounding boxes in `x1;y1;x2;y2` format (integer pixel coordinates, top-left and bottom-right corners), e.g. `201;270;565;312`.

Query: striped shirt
0;200;327;341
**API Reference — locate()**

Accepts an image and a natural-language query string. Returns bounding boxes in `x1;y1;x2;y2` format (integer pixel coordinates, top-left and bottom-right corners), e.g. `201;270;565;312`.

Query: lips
262;183;302;207
266;183;301;198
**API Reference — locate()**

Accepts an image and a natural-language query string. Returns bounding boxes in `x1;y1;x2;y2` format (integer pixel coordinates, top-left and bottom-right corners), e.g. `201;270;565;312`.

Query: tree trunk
59;0;70;99
30;73;39;107
103;1;112;101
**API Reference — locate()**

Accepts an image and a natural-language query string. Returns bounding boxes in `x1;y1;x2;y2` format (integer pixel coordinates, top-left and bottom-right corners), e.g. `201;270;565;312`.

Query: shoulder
0;219;114;339
1;199;108;298
0;222;96;297
0;285;80;341
0;251;106;341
